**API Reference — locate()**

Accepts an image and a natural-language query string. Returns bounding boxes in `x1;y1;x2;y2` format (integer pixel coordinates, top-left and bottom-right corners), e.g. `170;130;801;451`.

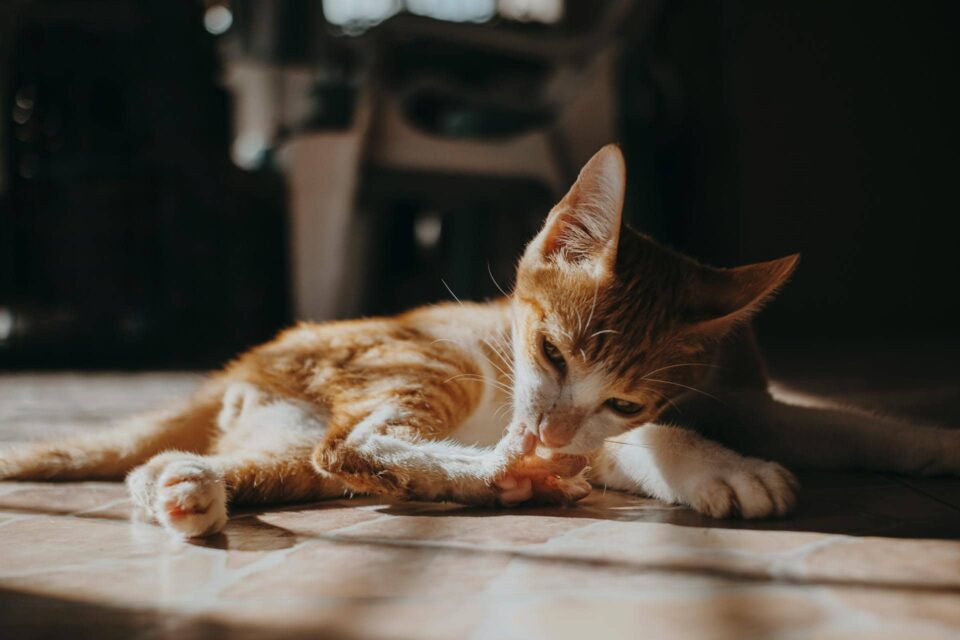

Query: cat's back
222;299;511;397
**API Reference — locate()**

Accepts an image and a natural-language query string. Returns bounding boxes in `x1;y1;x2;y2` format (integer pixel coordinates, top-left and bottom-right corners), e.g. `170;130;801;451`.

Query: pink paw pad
496;475;534;505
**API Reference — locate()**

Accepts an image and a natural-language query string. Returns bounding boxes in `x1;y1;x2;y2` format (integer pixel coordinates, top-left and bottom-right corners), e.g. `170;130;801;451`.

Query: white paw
154;460;227;537
686;459;799;519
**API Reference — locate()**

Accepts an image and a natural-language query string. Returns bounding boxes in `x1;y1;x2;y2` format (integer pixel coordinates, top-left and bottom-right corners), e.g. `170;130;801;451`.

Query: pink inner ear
543;209;603;261
537;145;626;265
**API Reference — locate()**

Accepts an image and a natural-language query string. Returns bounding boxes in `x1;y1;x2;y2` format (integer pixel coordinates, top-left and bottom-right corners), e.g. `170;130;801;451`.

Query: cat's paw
495;453;591;506
154;460;228;537
127;457;228;538
686;459;799;519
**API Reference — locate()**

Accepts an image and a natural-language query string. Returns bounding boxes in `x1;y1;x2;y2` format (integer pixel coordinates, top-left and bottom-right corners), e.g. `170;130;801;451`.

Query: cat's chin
535;441;594;457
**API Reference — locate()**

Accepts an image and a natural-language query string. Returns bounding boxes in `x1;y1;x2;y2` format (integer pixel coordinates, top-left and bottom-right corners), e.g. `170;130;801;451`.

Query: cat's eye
541;337;567;373
605;398;645;415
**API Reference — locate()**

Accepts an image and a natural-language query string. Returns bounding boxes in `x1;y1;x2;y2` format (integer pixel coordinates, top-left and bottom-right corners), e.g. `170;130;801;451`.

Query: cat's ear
687;254;800;336
528;144;625;274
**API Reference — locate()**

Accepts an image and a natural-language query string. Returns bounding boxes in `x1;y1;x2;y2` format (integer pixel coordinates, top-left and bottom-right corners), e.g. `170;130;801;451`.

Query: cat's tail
0;381;225;481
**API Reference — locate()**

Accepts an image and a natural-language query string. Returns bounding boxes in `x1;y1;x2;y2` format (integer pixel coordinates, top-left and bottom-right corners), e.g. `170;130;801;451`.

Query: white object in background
279;101;372;322
498;0;563;23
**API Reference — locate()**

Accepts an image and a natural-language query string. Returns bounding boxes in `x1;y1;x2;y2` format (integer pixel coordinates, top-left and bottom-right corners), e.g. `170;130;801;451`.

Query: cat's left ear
687;254;800;336
527;144;625;275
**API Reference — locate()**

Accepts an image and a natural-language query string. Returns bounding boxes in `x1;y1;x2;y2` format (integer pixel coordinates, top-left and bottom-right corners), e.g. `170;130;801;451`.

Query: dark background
643;2;960;343
1;0;957;370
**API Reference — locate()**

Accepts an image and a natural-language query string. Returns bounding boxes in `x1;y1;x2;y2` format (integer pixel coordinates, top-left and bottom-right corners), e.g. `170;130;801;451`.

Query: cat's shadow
371;478;960;540
188;510;302;551
197;470;960;553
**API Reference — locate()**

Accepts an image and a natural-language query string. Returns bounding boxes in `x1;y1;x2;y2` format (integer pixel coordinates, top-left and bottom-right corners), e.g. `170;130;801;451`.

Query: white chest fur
450;394;512;447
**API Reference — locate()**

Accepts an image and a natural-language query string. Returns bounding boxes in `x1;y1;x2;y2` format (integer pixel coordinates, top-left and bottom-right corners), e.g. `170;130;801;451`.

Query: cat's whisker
602;438;709;462
461;378;515;397
603;439;656;449
635;385;682;414
479;342;515;381
481;337;515;373
479;352;514;384
495;359;515;377
641;378;723;404
588;329;619;340
486;263;510;298
583;281;600;336
434;335;514;383
441;279;463;306
496;361;515;379
444;374;515;397
641;363;721;378
492;332;516;366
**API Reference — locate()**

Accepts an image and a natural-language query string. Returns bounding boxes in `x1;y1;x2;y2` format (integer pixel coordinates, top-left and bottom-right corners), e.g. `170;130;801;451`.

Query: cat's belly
449;392;512;447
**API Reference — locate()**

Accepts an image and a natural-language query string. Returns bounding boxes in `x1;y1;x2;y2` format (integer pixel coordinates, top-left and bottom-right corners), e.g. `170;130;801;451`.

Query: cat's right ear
524;144;626;276
686;253;800;338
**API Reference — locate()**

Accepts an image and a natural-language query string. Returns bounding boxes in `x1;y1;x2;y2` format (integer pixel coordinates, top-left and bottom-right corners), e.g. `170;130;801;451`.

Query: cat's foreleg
313;404;531;505
313;404;590;506
590;424;799;519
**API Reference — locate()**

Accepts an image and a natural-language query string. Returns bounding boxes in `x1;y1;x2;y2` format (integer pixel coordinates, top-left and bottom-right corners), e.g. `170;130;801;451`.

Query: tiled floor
1;373;959;639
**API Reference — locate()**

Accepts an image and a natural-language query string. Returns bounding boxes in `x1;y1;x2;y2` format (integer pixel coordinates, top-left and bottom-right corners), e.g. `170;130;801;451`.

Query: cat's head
510;145;798;454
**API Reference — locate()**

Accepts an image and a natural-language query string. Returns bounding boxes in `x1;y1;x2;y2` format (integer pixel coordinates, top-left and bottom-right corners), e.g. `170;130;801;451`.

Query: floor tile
2;372;960;640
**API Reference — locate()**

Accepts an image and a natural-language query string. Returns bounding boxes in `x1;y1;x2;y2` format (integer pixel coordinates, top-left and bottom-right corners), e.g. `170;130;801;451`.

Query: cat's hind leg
0;386;223;481
682;387;960;476
128;383;345;538
590;424;799;519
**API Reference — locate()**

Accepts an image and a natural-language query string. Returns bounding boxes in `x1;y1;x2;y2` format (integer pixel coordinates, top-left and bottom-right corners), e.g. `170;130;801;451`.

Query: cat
2;145;957;538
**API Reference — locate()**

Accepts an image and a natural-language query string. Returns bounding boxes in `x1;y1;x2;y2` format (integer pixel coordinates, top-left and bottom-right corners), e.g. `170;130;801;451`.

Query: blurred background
0;0;957;372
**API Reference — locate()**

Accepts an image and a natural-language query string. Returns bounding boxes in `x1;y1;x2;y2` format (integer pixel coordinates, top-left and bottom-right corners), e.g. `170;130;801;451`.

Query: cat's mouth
537;440;592;457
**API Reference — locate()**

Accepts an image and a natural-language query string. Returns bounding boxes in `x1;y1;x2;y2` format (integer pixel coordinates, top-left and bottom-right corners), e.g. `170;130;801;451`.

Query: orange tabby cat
3;145;957;538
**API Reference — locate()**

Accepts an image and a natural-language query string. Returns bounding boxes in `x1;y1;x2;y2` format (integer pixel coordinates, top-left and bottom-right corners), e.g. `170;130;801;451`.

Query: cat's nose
538;416;575;448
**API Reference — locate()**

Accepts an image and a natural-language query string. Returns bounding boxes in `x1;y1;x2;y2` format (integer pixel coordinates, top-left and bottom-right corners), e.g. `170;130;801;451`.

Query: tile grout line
883;473;960;515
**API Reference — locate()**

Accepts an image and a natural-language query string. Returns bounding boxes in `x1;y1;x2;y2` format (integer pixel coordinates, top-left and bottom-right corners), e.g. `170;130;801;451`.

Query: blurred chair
224;0;659;319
